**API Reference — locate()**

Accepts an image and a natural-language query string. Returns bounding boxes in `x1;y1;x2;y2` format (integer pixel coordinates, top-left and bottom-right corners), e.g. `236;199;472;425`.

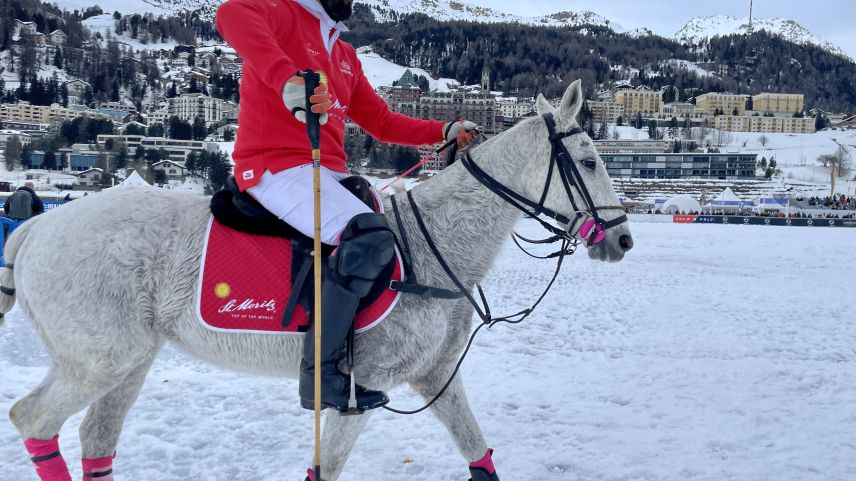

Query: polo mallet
298;68;324;481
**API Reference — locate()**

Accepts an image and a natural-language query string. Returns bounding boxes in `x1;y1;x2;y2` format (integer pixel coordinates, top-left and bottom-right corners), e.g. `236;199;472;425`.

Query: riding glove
444;120;479;149
282;75;332;125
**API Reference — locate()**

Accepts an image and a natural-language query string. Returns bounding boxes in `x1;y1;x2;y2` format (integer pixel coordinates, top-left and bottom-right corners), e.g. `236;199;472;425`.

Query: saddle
209;175;395;328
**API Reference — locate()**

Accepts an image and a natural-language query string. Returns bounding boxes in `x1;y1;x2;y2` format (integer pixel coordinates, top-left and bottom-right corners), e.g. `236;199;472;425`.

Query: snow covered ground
1;218;855;480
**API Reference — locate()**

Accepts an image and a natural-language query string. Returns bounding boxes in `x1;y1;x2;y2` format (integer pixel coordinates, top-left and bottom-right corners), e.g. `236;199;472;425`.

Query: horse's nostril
619;235;634;251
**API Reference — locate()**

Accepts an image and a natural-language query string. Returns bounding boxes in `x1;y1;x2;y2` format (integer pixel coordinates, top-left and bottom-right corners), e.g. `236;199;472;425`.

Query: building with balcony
713;115;815;133
614;87;663;117
752;93;804;115
695;93;746;116
589;101;626;124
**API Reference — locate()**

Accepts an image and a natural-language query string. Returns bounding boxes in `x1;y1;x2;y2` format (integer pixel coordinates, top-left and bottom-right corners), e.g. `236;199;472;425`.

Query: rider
215;0;479;413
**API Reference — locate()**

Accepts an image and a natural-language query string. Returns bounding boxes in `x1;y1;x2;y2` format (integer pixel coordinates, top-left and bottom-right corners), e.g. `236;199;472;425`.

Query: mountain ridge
676;15;849;60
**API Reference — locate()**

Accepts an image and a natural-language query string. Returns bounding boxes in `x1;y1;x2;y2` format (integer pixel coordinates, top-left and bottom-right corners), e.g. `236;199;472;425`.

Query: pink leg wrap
469;448;496;475
24;435;73;481
305;467;327;481
82;454;115;481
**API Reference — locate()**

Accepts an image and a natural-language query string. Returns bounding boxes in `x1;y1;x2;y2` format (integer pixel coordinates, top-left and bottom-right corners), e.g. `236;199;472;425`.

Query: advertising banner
673;215;856;228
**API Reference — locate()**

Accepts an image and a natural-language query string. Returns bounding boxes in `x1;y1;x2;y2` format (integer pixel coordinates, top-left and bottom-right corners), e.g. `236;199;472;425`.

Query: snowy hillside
356;47;458;91
676;15;850;60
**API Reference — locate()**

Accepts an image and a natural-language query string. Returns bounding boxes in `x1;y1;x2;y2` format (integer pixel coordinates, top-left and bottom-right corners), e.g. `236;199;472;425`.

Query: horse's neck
404;123;539;284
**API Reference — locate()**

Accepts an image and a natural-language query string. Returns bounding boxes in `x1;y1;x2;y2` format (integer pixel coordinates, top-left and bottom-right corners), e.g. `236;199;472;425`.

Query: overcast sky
488;0;856;58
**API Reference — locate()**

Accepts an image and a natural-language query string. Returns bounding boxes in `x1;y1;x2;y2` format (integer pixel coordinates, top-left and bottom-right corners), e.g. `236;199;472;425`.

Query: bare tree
758;135;769;147
818;145;852;177
4;135;22;171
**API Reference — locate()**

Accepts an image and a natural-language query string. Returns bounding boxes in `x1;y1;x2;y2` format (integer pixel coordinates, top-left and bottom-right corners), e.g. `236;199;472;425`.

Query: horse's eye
581;159;597;169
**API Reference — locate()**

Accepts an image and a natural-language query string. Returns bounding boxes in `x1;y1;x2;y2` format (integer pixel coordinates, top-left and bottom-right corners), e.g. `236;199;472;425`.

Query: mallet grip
298;69;322;153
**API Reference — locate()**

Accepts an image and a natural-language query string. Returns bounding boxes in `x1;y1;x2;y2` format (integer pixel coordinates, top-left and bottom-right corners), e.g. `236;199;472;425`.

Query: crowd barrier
673;215;856;228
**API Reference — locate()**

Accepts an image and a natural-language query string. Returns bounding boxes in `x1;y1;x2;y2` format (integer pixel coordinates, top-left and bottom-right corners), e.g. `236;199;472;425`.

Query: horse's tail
0;217;40;326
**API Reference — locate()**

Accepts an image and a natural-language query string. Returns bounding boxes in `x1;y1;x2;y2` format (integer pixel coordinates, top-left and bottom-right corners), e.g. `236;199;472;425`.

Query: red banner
673;215;699;224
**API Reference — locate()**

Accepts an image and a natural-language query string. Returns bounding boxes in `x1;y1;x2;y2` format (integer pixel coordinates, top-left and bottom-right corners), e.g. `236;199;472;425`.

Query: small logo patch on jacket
242;170;254;181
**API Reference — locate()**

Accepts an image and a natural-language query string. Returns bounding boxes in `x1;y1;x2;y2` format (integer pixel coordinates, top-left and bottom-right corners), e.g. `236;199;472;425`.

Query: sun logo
214;283;231;299
319;71;328;86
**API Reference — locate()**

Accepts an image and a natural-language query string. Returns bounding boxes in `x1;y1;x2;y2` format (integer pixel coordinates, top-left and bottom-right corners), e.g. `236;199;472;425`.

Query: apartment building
753;93;804;115
496;98;535;119
713;115;816;134
614;87;663;116
589;100;625;123
167;94;238;126
140;137;219;162
695;93;746;116
0;102;106;124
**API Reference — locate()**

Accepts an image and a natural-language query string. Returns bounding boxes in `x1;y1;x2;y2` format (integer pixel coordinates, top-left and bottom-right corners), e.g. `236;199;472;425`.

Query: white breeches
247;166;373;245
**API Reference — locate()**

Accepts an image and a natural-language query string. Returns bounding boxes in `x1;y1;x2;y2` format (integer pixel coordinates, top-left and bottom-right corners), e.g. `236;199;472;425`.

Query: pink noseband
579;218;605;246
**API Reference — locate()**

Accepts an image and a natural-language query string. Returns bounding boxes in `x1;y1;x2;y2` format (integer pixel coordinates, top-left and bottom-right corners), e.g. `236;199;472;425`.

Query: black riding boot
299;213;394;413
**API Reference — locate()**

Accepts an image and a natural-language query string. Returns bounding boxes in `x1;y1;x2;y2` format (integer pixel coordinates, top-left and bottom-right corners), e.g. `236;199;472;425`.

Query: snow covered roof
661;195;702;214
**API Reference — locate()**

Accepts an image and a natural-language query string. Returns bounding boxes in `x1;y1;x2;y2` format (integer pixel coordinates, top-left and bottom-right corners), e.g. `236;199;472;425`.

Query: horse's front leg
411;370;499;481
305;409;373;481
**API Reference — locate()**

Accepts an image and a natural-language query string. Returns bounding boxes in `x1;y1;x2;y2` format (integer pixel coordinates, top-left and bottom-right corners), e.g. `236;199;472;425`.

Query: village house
151;160;186;182
74;168;105;187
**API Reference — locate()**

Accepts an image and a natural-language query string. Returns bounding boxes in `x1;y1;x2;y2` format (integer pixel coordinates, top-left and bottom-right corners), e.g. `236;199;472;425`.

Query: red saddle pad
196;217;402;335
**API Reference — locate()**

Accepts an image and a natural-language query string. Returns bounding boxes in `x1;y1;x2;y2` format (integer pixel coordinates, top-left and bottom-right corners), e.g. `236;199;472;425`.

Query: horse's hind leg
10;347;157;481
411;371;498;480
9;363;129;480
78;355;158;479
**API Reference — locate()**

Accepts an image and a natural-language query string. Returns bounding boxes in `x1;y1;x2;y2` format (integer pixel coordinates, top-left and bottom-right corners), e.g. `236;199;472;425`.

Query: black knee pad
330;213;395;295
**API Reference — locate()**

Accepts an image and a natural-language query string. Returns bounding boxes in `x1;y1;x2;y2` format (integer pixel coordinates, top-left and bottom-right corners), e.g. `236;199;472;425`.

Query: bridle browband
460;112;628;245
383;112;630;415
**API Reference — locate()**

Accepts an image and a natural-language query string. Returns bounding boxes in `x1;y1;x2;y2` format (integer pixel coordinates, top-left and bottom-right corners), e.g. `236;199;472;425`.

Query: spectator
4;182;45;221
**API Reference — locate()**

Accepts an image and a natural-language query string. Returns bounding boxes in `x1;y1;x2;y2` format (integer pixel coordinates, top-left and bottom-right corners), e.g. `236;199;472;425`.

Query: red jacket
216;0;445;190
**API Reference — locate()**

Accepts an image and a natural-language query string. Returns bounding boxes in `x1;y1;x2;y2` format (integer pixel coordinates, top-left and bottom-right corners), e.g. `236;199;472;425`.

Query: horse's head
519;80;633;262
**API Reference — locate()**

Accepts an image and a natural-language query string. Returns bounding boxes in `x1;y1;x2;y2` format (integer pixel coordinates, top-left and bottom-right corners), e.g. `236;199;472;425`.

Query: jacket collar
294;0;349;54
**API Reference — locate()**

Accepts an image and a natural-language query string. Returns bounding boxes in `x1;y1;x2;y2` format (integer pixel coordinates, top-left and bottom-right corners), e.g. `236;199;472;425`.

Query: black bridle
460;112;627;247
383;113;630;415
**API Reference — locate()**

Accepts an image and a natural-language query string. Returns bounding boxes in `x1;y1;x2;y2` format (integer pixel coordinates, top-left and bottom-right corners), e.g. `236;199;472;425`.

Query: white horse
1;80;632;481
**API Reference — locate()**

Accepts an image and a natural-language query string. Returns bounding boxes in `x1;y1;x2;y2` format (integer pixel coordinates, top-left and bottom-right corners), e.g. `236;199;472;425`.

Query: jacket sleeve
347;54;445;147
215;0;297;94
32;195;44;215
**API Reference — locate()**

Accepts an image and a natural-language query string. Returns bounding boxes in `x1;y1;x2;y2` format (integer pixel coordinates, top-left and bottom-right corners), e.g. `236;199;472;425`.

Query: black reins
383;113;628;415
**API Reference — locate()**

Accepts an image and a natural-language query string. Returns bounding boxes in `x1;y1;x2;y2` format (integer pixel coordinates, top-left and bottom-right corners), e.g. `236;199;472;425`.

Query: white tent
704;187;750;213
753;197;787;213
661;195;702;214
115;170;150;188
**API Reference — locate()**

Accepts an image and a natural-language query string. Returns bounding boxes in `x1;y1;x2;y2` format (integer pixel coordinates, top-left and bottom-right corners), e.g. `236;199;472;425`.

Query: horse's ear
535;94;553;116
559;80;584;121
